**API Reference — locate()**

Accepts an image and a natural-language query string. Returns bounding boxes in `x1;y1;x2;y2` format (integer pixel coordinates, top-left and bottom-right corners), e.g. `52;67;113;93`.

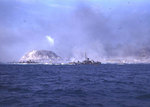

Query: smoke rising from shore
0;0;150;63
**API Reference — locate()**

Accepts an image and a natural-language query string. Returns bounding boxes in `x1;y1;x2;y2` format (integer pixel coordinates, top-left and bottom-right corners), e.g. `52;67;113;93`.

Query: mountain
20;50;62;63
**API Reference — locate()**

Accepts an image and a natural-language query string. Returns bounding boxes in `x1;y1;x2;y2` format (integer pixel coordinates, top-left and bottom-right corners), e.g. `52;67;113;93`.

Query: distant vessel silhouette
69;53;101;65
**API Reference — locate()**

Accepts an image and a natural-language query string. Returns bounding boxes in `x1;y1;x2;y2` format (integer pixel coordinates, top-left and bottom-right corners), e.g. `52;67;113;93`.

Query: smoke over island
0;0;150;63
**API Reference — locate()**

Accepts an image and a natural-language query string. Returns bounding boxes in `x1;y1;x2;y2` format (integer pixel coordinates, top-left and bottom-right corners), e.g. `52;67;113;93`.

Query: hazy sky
0;0;150;62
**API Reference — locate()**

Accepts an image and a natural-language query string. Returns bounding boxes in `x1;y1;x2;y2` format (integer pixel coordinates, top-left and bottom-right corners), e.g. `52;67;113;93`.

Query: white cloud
46;35;54;46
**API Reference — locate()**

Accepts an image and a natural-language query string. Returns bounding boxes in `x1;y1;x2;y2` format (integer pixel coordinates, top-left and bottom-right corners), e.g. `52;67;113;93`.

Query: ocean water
0;64;150;107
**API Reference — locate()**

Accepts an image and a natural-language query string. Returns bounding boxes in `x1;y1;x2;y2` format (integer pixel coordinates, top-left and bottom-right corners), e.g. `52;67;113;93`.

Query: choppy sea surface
0;64;150;107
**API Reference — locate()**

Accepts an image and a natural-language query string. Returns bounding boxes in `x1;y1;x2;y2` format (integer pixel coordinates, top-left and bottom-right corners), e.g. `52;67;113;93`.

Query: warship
69;53;101;65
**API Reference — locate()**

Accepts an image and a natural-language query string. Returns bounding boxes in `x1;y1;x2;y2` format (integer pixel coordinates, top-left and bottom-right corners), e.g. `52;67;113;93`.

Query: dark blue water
0;64;150;107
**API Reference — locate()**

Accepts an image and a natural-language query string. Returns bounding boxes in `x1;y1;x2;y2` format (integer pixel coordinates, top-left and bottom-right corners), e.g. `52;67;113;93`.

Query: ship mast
85;52;89;61
85;52;87;59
